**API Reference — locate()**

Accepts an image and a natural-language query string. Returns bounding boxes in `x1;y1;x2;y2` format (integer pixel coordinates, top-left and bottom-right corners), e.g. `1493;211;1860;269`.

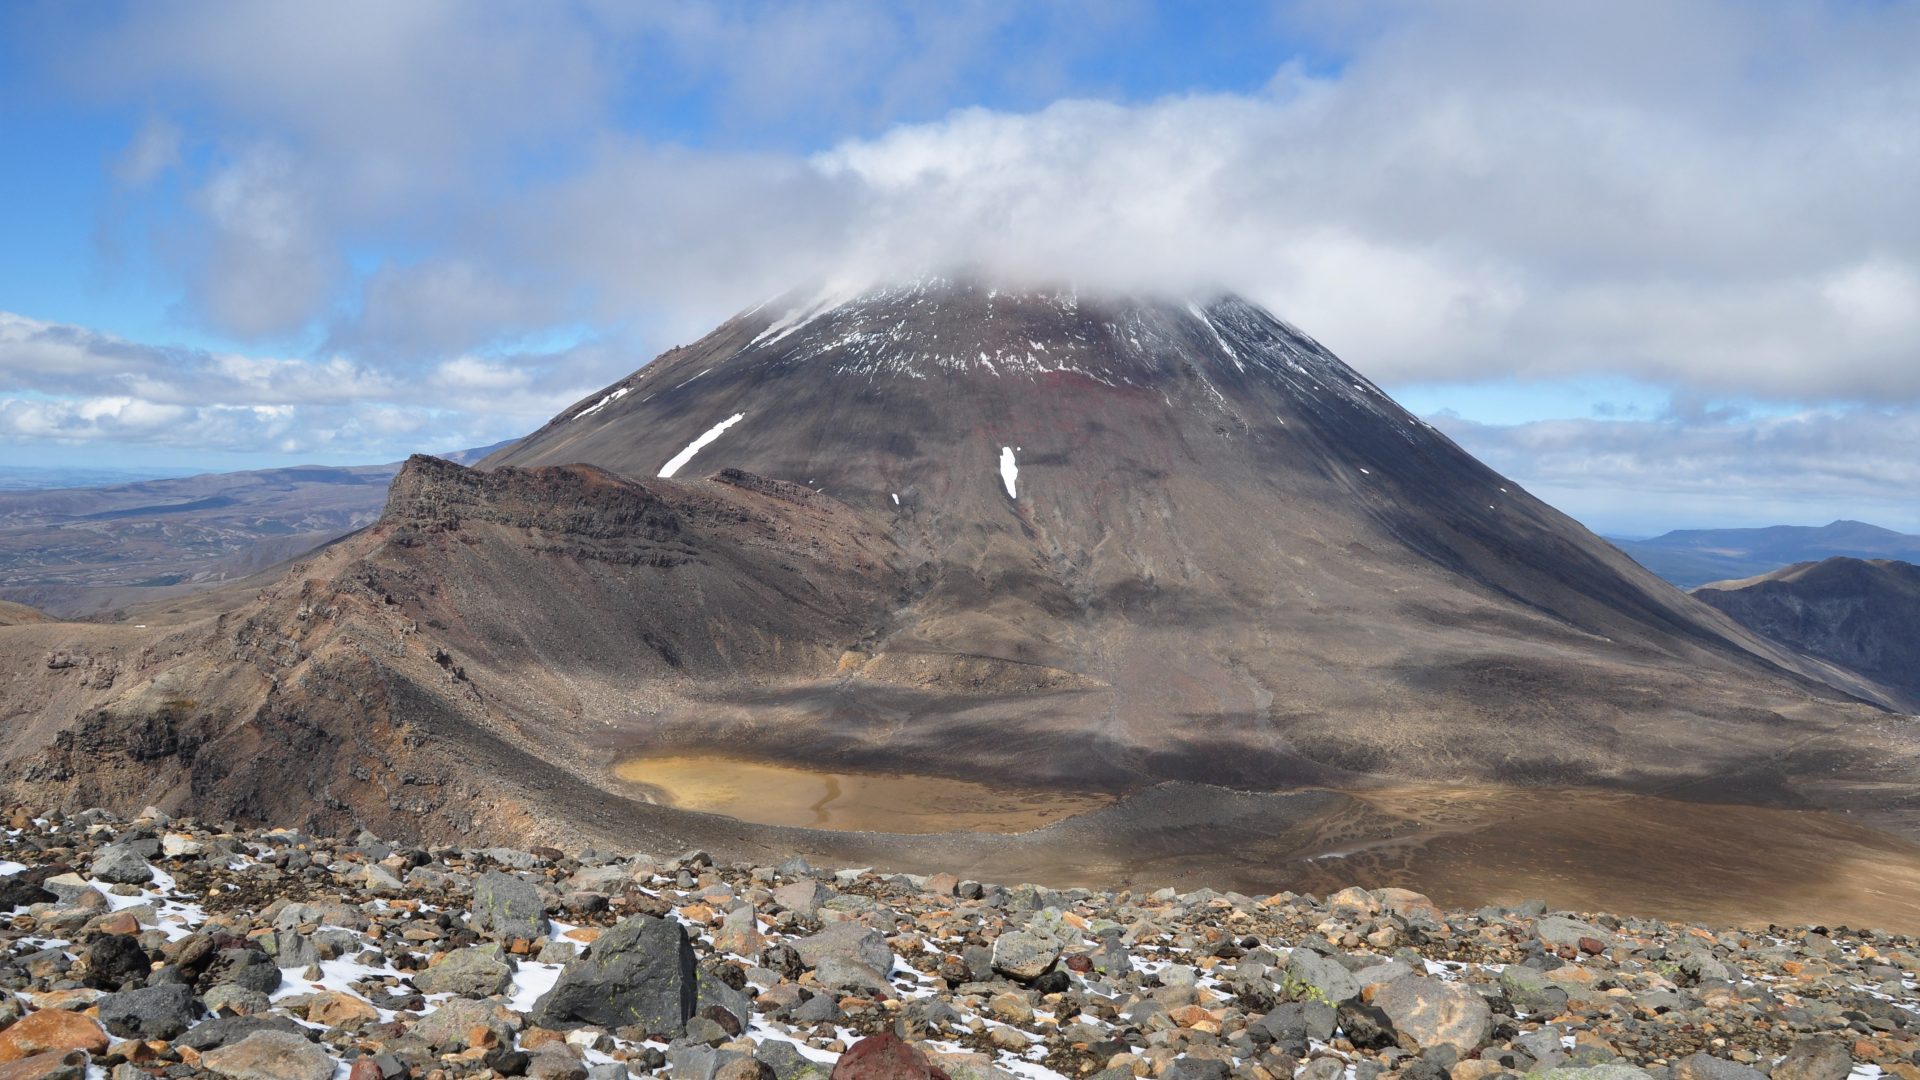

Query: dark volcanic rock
99;982;199;1039
530;914;697;1035
84;933;150;989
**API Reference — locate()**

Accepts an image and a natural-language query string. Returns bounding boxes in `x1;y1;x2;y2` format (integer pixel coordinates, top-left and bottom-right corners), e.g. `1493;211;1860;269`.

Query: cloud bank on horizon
0;0;1915;532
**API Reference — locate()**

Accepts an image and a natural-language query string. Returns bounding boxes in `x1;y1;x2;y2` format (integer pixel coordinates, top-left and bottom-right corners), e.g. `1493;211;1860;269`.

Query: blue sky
1;1;1916;535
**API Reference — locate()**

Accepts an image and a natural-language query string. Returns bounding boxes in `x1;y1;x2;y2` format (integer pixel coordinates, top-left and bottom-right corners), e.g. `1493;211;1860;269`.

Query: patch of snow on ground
0;861;23;876
574;386;629;419
508;960;565;1014
658;413;746;478
273;954;404;1004
999;447;1018;499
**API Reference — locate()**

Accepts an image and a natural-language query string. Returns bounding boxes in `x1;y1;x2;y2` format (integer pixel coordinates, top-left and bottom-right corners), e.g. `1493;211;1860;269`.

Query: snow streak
659;413;745;478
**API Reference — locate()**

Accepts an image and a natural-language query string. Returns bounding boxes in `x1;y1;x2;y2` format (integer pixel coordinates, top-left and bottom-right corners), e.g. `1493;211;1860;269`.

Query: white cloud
1432;406;1920;534
0;313;619;458
188;145;340;338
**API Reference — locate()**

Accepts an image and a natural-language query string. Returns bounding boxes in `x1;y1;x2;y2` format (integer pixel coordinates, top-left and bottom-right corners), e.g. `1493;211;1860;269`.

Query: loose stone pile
0;807;1914;1080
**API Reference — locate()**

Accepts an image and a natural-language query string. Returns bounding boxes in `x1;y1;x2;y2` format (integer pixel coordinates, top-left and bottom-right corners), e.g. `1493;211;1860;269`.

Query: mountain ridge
1695;556;1920;711
1612;520;1920;588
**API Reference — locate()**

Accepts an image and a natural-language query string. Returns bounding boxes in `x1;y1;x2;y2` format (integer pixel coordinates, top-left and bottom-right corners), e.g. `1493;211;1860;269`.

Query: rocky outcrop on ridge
1;806;1914;1080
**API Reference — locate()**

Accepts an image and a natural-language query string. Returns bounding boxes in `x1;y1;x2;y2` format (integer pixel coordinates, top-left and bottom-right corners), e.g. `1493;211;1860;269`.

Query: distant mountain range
0;440;514;617
1610;520;1920;588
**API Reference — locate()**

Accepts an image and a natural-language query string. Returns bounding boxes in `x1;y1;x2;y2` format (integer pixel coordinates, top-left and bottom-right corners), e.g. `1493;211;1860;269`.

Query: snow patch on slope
999;447;1018;499
574;386;628;419
751;283;865;349
659;413;746;478
1188;302;1245;372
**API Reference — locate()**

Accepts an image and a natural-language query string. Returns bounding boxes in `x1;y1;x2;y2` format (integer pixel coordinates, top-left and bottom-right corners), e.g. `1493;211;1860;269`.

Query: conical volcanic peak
480;276;1902;793
493;276;1438;515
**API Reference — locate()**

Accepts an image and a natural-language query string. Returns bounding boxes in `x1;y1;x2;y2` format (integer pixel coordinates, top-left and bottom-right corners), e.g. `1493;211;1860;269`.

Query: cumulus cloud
36;0;1920;398
0;313;614;458
185;146;342;338
452;1;1917;403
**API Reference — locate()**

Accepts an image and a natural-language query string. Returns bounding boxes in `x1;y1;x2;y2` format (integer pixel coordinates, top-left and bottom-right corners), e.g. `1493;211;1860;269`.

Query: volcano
482;277;1900;789
2;277;1916;885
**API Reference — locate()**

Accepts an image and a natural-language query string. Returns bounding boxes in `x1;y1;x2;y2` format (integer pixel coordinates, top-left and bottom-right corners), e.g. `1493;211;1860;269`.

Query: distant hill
0;439;517;618
1611;520;1920;588
1695;557;1920;711
0;599;45;625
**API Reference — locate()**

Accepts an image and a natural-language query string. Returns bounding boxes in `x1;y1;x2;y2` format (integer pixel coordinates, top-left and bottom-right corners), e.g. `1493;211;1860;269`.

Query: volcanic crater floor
612;754;1113;834
605;757;1920;934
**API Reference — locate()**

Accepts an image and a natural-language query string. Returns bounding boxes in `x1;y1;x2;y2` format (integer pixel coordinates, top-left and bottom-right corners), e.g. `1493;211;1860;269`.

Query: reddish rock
830;1033;952;1080
0;1049;88;1080
0;1010;109;1062
1578;937;1606;955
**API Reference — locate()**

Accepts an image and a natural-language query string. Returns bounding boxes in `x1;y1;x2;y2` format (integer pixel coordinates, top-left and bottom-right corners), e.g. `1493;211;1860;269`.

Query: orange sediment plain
610;756;1920;931
611;754;1111;834
1292;785;1920;934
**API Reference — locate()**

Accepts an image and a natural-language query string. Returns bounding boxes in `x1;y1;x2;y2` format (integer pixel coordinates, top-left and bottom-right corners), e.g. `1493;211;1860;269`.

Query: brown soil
1286;785;1920;932
612;753;1111;834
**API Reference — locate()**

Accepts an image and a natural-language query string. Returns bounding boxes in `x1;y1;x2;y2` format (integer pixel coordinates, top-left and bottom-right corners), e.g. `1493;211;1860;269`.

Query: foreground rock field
0;809;1913;1080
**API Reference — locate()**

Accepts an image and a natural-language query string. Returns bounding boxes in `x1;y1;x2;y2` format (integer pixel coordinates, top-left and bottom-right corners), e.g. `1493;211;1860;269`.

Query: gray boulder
1773;1037;1852;1080
1533;1069;1655;1080
1673;1054;1770;1080
200;1029;336;1080
989;931;1058;982
814;955;893;995
177;1014;311;1052
90;845;154;886
1374;976;1491;1054
756;1038;833;1080
410;998;520;1053
473;870;548;945
772;880;835;917
1535;916;1611;950
1285;949;1360;1004
204;948;282;995
1499;964;1570;1016
100;982;200;1039
1252;1000;1337;1054
413;946;514;998
531;914;698;1035
795;922;893;975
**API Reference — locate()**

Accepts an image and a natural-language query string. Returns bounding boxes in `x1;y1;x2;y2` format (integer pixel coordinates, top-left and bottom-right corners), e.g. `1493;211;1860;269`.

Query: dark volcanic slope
1696;558;1920;711
1615;520;1920;588
487;278;1903;789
